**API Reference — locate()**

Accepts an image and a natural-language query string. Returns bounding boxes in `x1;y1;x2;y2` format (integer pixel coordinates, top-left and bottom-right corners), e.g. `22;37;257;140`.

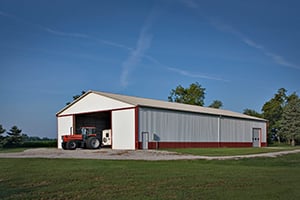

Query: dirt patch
0;148;299;161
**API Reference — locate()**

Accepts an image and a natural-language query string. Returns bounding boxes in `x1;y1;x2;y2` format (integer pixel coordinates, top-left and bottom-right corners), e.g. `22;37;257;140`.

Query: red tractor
61;127;102;150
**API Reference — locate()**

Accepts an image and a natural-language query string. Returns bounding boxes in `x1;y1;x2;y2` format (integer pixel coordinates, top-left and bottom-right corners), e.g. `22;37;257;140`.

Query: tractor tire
66;140;77;150
62;142;67;150
86;137;100;149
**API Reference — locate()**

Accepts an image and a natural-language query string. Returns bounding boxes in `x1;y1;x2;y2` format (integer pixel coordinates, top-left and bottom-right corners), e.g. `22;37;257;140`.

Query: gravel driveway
1;148;300;160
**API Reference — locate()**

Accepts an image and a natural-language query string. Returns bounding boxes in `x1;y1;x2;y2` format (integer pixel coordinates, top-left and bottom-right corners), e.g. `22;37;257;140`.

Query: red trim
57;106;136;117
140;142;257;149
58;113;75;117
135;106;139;150
266;121;269;146
261;142;267;147
72;114;75;134
259;129;262;147
112;106;136;112
110;110;113;148
219;142;252;148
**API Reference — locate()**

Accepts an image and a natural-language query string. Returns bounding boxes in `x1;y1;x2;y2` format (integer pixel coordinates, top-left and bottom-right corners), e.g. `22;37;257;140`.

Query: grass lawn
0;148;29;153
0;147;57;153
1;153;300;200
165;147;300;156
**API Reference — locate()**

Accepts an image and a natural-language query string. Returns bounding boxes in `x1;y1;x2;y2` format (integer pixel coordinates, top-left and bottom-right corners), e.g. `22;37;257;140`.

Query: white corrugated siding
58;93;132;116
220;117;266;143
57;115;73;149
112;109;135;150
139;107;218;142
139;107;267;143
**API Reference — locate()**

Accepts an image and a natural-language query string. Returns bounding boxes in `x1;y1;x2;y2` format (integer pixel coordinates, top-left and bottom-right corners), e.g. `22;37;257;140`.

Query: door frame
252;128;261;147
142;132;149;150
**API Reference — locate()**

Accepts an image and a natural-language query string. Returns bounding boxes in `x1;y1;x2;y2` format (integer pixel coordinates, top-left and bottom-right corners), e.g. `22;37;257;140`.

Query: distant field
164;147;300;156
1;153;300;199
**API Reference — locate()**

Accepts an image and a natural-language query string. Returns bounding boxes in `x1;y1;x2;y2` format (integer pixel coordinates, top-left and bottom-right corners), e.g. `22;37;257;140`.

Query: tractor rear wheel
66;140;77;150
86;137;100;149
62;142;67;150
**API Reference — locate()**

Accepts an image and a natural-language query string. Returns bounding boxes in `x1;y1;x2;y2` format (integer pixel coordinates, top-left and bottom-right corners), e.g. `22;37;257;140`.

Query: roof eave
56;90;93;116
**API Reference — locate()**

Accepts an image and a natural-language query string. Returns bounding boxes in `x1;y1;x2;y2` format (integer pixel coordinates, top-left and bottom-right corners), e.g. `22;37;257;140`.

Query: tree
0;124;6;148
5;126;23;147
209;100;223;109
262;88;287;143
168;82;205;106
278;93;300;146
243;109;262;118
66;91;86;105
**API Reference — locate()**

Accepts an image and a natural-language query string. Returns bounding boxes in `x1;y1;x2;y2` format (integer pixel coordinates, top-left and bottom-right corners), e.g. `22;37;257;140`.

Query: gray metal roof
92;91;266;122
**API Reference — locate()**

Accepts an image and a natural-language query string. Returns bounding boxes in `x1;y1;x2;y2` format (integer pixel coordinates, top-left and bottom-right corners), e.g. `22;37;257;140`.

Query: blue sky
0;0;299;138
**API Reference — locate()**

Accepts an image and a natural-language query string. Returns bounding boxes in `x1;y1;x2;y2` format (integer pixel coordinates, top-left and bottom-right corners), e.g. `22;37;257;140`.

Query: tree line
244;88;300;145
0;125;56;148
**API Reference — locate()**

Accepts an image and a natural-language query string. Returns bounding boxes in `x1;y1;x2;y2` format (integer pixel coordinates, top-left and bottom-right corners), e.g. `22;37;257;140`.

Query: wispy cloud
167;67;228;82
179;2;299;70
45;27;136;52
242;38;299;70
120;12;156;87
0;10;11;17
175;3;299;71
209;18;300;70
44;27;134;51
99;40;133;51
264;52;299;69
142;54;228;82
43;27;89;39
241;38;264;50
1;9;231;84
0;10;133;52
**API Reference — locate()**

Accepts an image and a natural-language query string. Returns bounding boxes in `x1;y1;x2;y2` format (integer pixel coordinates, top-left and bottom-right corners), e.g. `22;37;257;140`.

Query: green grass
0;147;57;153
0;148;28;153
164;147;300;156
1;154;300;199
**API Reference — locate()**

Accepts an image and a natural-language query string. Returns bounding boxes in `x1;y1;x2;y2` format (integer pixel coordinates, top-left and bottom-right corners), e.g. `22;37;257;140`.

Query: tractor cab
81;127;97;138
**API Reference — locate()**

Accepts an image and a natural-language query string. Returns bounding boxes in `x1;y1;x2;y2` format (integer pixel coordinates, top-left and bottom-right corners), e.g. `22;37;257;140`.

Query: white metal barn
56;91;267;150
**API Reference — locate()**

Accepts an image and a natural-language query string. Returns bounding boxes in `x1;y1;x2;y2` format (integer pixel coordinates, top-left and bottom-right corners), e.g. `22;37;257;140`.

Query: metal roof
90;91;266;122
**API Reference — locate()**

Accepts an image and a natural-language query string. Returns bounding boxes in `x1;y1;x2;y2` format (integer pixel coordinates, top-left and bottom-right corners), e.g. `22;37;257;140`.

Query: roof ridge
91;91;266;121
